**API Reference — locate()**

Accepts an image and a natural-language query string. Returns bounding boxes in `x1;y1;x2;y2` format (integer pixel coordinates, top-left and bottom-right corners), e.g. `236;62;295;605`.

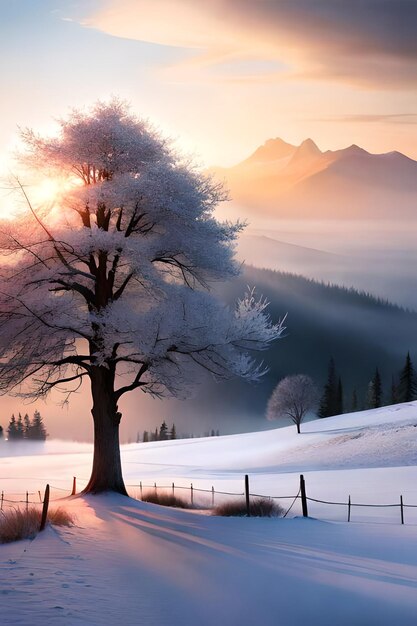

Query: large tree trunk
82;367;128;495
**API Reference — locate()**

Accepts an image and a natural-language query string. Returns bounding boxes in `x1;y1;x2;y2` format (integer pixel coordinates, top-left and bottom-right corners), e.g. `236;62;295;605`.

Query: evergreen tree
16;413;25;440
319;358;339;417
159;421;168;441
398;352;417;402
169;424;177;440
23;413;32;438
7;414;18;440
142;430;149;443
216;429;220;436
0;425;3;439
30;410;48;441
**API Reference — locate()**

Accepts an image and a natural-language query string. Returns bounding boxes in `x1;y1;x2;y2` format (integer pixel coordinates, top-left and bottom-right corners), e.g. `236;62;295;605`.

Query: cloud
315;113;417;124
79;0;417;88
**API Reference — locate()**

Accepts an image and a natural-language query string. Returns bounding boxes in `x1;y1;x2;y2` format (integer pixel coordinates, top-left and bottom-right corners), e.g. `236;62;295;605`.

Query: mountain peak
298;138;321;155
245;138;296;163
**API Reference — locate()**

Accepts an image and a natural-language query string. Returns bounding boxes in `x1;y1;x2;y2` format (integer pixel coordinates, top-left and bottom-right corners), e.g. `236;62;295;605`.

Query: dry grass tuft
213;497;284;518
0;507;41;543
0;505;74;543
47;507;75;527
141;491;191;509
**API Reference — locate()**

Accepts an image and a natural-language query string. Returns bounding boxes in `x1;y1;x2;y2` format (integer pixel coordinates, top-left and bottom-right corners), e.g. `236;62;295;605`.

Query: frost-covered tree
267;374;318;434
0;100;282;494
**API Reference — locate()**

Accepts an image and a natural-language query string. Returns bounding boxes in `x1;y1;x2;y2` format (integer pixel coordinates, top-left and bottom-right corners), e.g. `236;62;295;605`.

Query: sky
1;0;417;170
0;0;416;441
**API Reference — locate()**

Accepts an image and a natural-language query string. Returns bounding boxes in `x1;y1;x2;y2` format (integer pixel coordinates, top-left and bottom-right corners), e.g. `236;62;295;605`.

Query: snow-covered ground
2;402;417;625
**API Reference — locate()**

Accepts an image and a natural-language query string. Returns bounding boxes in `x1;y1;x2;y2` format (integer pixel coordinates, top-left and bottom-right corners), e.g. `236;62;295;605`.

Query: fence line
1;474;417;525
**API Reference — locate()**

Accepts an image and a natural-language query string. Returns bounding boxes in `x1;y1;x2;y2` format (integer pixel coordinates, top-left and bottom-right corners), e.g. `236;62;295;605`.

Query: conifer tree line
138;421;220;443
139;421;177;443
319;352;417;418
0;410;48;441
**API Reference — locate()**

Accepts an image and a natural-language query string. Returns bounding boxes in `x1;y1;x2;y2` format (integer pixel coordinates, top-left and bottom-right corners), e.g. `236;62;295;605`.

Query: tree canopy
267;374;318;434
0;99;282;492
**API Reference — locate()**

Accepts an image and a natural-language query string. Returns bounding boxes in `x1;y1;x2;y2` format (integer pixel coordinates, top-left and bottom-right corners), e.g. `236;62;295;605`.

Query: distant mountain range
211;138;417;219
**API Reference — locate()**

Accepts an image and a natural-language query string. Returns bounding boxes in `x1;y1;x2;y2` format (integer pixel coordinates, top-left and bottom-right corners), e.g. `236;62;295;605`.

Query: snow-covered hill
2;403;417;625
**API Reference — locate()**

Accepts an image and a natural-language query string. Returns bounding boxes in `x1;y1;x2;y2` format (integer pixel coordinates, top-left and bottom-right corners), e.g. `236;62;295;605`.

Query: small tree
142;430;149;443
159;420;168;441
0;425;3;439
169;423;177;440
267;375;319;434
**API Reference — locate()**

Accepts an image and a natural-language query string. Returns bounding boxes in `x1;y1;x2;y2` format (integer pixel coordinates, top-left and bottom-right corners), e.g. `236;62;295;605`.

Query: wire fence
1;474;417;525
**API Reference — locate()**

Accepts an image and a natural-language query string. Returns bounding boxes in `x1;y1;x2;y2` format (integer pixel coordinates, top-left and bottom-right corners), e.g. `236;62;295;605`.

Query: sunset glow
0;1;416;169
31;178;62;206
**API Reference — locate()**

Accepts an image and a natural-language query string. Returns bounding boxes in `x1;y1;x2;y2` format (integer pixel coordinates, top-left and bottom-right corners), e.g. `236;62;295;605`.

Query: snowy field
2;403;417;625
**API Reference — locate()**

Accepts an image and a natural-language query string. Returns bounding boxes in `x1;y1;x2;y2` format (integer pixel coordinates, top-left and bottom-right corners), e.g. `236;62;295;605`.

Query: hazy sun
32;178;63;205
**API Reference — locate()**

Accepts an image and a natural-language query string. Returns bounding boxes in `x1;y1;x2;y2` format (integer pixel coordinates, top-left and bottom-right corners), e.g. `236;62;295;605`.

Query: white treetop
267;374;318;433
0;100;283;403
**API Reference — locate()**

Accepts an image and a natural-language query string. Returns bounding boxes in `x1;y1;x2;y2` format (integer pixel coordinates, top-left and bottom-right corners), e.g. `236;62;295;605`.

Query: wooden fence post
190;483;194;506
26;491;28;511
38;490;42;503
1;491;3;511
400;495;404;525
39;484;50;532
300;474;308;518
140;481;142;499
245;474;250;517
212;486;215;507
348;495;351;522
71;476;76;496
172;482;175;497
